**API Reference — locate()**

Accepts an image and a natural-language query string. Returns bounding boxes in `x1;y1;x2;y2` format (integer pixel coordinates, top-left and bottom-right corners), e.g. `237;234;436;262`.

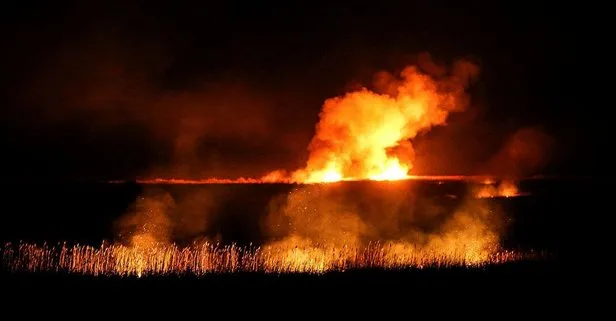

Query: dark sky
0;1;590;181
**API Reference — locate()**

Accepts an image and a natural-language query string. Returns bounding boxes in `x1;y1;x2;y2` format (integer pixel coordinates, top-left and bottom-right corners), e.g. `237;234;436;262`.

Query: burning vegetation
3;56;545;277
2;242;529;276
474;180;525;198
2;181;529;276
290;59;479;183
131;56;481;185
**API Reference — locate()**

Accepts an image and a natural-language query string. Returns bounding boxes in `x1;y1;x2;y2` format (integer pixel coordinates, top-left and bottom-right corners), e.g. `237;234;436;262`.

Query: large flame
110;57;479;185
290;60;479;183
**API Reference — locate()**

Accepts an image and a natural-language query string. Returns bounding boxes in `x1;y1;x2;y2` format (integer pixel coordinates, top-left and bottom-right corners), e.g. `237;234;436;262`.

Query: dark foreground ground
3;260;560;294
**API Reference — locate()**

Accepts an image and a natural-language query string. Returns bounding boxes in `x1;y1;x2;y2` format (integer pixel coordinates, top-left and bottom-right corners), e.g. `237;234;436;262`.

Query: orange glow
122;59;478;185
1;242;530;276
320;169;343;183
369;159;410;181
498;180;520;197
109;175;537;184
6;53;552;279
482;178;496;185
289;60;478;183
475;180;527;198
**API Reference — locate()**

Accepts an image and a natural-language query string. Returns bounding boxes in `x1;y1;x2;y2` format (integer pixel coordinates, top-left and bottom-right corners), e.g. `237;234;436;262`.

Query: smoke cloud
114;187;222;247
6;23;309;180
263;182;504;263
483;126;555;178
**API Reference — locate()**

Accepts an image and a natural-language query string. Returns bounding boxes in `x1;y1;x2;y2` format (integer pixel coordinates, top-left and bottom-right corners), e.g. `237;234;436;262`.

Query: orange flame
109;58;479;185
117;175;516;185
475;180;526;198
290;60;478;183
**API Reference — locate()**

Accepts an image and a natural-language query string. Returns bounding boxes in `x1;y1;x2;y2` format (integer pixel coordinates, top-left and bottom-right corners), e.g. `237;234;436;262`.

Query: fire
368;159;410;181
321;169;343;183
498;181;520;197
1;242;529;276
475;180;526;198
117;175;522;184
110;58;480;185
289;59;479;183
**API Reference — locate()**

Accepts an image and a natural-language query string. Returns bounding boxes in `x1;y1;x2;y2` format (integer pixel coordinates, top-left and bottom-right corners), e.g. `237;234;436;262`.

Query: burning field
2;241;529;277
1;179;540;276
1;57;556;279
2;178;533;276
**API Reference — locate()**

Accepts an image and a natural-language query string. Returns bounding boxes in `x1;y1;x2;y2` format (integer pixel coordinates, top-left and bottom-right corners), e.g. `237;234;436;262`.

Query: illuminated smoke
114;187;221;247
263;182;504;265
484;126;554;179
114;189;175;248
264;185;367;247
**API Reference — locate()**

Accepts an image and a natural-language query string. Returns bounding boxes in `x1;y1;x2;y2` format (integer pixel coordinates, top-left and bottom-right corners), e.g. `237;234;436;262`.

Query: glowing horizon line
106;174;558;185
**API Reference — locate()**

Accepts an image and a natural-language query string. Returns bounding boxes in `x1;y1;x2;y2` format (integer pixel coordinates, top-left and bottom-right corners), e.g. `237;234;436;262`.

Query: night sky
0;1;589;181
